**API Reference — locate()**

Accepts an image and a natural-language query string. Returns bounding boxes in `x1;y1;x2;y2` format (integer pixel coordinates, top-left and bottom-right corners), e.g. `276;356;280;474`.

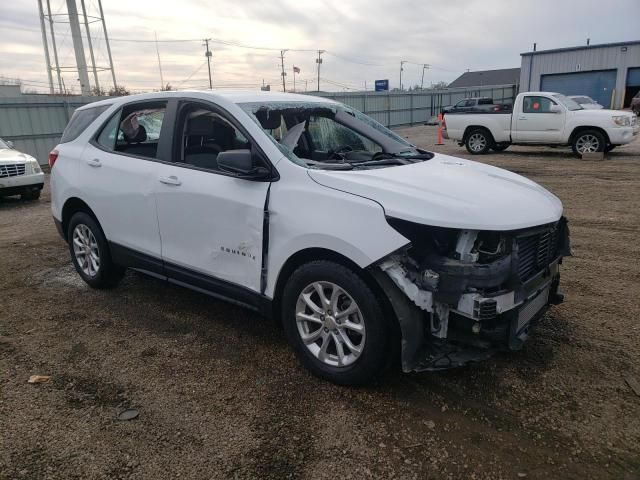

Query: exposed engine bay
374;217;571;372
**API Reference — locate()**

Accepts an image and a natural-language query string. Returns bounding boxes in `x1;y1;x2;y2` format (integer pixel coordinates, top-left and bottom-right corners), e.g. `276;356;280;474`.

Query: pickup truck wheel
21;189;41;201
282;260;390;386
492;143;510;152
572;130;605;157
465;129;492;154
67;212;125;289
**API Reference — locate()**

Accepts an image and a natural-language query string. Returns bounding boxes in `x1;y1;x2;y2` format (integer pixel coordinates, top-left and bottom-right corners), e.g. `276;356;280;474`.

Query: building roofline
521;40;640;56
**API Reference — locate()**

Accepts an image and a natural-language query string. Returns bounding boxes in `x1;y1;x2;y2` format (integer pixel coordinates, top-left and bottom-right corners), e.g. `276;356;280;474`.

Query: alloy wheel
468;133;487;152
295;281;366;368
576;134;600;154
72;224;100;277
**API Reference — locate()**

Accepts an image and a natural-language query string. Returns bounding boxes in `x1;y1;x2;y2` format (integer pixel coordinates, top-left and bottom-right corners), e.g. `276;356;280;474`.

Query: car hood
307;153;563;231
0;148;33;164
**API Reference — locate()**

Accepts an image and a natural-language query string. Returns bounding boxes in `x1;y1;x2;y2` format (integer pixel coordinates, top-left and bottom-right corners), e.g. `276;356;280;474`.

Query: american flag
293;66;300;73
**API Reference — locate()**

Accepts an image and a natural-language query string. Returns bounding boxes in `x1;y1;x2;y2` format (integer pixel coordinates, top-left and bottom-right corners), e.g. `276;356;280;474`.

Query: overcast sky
0;0;637;93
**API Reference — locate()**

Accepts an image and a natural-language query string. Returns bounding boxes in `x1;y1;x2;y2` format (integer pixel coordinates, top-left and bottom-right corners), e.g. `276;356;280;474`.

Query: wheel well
61;197;97;241
569;126;610;145
272;248;398;333
463;125;495;145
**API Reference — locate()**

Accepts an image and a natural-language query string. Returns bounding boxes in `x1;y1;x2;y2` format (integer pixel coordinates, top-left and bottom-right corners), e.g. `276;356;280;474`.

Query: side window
181;106;251;171
464;99;476;107
454;100;467;108
95;101;167;159
96;110;122;150
60;105;110;143
478;98;492;105
307;116;382;153
523;96;556;113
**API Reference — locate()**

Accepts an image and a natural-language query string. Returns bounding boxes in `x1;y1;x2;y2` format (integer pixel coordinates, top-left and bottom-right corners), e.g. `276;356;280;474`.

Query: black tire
21;189;41;201
571;129;605;157
464;128;492;155
67;212;124;289
605;144;616;153
281;260;391;386
492;143;510;152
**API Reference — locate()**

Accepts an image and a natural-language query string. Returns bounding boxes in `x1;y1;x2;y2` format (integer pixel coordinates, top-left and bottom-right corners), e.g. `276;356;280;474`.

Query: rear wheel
67;212;124;289
465;128;492;154
281;260;391;386
571;129;605;157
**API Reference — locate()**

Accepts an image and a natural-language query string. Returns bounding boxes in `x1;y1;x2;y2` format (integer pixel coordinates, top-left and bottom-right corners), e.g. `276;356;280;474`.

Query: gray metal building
520;40;640;109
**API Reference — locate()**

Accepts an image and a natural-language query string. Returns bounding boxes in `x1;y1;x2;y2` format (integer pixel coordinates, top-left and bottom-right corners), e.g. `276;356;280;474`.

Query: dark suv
631;92;640;115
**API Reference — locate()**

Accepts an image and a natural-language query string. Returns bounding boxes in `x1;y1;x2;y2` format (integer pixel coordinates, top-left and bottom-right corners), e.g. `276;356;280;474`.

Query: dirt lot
1;127;639;480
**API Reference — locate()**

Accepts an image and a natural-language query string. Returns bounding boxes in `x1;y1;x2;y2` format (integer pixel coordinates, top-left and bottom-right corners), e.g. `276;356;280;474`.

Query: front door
154;100;270;293
512;95;565;143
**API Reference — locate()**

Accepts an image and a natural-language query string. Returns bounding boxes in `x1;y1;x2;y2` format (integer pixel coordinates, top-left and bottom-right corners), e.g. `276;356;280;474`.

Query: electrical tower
37;0;117;95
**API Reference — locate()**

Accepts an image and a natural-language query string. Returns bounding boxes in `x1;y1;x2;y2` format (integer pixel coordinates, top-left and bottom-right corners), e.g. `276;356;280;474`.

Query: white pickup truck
443;91;638;156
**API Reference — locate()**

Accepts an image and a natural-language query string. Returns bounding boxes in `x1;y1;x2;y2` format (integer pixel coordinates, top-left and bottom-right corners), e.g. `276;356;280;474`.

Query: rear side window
60;105;110;143
478;98;493;105
95;101;167;160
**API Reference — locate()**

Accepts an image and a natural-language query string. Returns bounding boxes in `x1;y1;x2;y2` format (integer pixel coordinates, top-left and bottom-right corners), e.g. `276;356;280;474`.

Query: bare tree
91;86;107;96
160;83;174;91
108;85;130;96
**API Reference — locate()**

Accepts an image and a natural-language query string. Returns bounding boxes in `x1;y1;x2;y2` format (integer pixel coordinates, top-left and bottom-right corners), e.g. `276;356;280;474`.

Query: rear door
154;99;271;294
82;100;168;268
512;95;565;143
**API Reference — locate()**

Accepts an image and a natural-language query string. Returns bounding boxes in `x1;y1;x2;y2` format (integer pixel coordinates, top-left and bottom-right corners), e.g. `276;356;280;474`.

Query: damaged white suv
50;91;570;385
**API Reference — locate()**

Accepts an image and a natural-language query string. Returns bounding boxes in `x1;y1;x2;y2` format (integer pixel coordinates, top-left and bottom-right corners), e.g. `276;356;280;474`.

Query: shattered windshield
239;101;431;170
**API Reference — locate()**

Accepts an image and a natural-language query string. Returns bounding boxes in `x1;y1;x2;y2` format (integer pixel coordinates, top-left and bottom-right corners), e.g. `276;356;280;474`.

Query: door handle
518;116;527;120
86;158;101;167
159;175;182;186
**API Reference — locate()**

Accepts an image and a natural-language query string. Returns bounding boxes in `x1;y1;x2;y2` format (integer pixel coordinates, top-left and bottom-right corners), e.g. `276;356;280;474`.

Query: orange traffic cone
435;113;445;145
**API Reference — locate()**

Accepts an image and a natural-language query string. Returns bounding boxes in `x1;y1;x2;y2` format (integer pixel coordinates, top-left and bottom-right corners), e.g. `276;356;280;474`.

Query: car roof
76;90;338;111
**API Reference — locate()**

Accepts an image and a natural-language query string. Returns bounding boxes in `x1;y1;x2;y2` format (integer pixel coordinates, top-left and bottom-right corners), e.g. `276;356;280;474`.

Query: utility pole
46;0;63;93
80;0;99;93
280;50;287;92
400;60;406;91
37;0;54;94
420;64;430;90
96;0;117;89
316;50;324;92
155;32;164;90
66;0;91;95
203;38;213;89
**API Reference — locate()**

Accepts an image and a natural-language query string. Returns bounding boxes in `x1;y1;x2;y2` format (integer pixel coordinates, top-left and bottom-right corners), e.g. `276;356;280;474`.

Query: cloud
0;0;637;93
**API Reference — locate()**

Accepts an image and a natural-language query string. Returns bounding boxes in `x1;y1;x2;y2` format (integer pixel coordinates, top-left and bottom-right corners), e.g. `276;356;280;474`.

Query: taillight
48;149;59;168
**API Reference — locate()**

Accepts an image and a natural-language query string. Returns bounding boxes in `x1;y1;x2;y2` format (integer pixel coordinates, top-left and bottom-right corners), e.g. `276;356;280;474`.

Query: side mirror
217;149;271;179
549;104;562;113
6;140;14;149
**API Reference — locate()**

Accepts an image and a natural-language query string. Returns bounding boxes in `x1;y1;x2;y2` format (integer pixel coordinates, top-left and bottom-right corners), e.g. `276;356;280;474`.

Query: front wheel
281;260;391;386
465;128;492;154
21;189;41;201
571;129;605;157
67;212;124;289
605;144;616;153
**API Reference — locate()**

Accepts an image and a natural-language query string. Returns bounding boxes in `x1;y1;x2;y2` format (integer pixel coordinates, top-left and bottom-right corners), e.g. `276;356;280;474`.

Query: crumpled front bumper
371;219;570;372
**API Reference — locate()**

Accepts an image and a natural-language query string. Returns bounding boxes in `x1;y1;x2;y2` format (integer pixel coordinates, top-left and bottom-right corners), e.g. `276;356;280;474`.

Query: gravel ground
1;127;639;480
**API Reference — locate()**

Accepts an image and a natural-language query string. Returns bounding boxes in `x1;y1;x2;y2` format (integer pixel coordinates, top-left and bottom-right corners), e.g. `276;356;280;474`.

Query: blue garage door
541;70;617;108
627;67;640;86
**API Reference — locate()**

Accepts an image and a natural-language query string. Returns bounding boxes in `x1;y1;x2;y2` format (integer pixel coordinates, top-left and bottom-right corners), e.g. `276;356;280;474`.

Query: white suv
50;91;570;385
0;137;44;200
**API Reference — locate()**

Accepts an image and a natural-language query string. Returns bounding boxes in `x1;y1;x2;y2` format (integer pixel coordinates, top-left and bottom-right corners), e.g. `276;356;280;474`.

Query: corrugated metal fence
0;85;516;164
311;84;517;127
0;95;110;164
